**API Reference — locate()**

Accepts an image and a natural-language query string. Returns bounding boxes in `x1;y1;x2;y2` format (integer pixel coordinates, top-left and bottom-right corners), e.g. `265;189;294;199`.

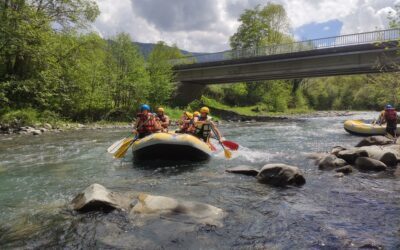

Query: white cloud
93;0;398;52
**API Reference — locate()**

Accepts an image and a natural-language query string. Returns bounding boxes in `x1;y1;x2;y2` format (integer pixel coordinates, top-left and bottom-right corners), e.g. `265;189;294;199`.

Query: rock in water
335;165;353;174
256;163;306;187
132;193;225;227
355;136;393;147
71;183;131;212
358;146;398;166
225;165;259;176
331;146;346;156
337;149;368;164
355;157;387;171
379;152;397;167
318;155;347;170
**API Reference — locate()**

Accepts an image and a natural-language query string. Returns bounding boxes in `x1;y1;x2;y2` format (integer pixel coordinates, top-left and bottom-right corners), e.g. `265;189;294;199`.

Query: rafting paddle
210;126;231;159
221;140;239;151
113;134;138;159
107;134;134;153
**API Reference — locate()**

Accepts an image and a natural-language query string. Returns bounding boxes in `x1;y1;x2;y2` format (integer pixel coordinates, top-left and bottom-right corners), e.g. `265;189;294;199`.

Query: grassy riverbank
0;99;354;133
199;96;313;117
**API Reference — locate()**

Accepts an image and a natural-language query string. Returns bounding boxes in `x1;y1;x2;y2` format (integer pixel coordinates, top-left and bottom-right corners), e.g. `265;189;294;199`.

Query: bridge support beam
174;82;206;106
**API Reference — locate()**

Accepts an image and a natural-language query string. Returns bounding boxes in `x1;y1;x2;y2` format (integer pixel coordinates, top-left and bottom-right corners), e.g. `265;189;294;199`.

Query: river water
0;112;399;249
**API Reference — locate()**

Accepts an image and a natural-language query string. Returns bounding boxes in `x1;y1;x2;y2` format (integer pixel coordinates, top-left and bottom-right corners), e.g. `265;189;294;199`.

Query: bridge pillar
174;82;206;106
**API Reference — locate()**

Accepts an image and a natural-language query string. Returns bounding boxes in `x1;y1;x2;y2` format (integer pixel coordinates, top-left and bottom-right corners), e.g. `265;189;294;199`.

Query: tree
147;41;183;107
229;3;292;50
108;33;150;109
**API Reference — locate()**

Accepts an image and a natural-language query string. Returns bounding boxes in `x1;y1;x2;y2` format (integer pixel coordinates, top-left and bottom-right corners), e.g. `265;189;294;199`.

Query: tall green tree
230;3;292;50
147;41;183;107
108;33;150;109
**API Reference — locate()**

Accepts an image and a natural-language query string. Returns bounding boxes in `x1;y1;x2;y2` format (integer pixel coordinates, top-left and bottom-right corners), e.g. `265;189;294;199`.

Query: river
0;112;399;249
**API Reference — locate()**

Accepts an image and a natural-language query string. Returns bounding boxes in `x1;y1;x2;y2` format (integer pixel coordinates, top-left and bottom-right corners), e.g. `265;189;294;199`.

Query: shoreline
0;110;357;136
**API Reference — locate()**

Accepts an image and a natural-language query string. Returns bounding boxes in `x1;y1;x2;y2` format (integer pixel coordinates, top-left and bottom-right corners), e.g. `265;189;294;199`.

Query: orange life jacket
137;113;156;133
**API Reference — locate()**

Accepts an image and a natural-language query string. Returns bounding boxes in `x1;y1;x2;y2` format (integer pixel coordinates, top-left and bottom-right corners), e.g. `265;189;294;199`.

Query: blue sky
294;20;343;41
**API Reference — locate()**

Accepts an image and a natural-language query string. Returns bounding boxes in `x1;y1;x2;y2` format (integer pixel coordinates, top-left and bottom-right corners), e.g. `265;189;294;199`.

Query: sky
93;0;399;53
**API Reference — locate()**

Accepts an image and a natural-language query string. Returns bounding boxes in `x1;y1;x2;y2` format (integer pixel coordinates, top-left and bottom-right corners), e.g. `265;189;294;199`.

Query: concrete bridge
172;29;400;105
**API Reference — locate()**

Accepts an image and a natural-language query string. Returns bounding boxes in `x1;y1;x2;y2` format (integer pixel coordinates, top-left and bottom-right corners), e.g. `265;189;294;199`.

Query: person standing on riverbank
378;104;398;137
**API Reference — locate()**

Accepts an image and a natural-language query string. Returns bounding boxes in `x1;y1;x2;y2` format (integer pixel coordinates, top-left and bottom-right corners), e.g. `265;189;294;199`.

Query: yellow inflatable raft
131;132;213;161
344;120;400;136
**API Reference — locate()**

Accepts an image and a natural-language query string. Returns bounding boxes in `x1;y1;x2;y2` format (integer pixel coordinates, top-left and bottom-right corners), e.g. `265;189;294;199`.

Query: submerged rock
256;163;306;187
355;136;393;147
71;183;131;212
225;165;259;176
334;172;344;178
318;155;347;170
31;129;42;135
132;193;225;227
335;165;353;174
355;157;387;172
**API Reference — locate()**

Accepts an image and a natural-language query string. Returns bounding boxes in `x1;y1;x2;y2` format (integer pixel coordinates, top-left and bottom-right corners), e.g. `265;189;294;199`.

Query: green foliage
147;42;182;106
0;1;178;123
0;108;40;127
230;3;292;50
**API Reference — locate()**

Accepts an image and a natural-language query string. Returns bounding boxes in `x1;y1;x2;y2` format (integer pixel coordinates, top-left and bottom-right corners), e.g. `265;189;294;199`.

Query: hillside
134;42;224;63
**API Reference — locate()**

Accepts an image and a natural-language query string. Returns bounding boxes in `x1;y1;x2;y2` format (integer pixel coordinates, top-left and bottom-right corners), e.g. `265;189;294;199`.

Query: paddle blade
113;138;134;159
222;140;239;150
224;148;232;159
107;138;126;153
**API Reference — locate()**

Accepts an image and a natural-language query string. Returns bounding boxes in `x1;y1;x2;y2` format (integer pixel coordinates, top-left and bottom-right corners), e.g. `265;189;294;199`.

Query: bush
0;108;40;127
104;108;136;122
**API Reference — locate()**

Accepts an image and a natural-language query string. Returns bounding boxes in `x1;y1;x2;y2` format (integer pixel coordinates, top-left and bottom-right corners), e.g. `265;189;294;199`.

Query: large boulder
358;146;398;166
380;144;400;162
132;193;225;227
318;155;347;170
225;165;259;176
256;163;306;187
337;149;368;164
355;136;393;147
71;184;131;212
355;157;387;171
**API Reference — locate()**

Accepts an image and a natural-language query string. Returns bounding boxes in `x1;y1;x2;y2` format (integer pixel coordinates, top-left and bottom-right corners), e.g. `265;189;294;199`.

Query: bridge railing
172;28;400;65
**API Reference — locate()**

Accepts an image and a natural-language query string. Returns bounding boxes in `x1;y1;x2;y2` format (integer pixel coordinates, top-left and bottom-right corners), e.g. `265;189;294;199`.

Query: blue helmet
140;104;150;112
385;104;393;110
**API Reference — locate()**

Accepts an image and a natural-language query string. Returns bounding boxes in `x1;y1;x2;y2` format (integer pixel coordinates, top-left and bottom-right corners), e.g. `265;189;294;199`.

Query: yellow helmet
193;111;200;117
200;107;210;114
157;107;164;112
185;111;193;119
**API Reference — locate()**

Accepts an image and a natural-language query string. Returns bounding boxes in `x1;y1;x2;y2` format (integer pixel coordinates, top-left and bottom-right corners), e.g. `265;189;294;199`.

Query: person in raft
176;111;193;133
155;107;170;132
133;104;161;139
194;107;223;142
377;104;398;137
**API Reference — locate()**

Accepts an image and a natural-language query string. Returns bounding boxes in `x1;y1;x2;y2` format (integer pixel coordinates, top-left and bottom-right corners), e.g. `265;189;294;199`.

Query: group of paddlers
133;104;223;142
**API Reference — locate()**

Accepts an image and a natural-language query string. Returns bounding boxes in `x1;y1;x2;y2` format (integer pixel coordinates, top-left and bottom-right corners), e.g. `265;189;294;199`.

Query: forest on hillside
1;1;400;126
